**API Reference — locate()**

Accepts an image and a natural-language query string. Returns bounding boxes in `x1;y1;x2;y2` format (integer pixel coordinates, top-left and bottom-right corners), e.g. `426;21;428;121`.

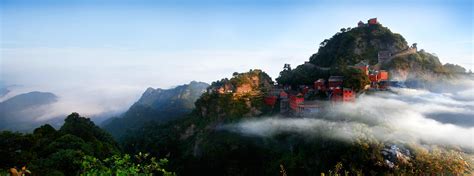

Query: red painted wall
289;95;304;110
264;96;278;106
378;71;388;80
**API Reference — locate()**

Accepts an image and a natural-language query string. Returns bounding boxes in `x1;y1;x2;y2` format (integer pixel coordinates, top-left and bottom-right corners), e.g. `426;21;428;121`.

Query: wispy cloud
224;78;474;150
0;46;310;120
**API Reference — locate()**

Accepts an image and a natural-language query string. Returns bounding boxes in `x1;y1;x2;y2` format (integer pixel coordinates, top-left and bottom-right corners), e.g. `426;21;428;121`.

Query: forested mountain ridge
277;20;463;88
0;113;120;175
103;81;209;139
310;23;408;67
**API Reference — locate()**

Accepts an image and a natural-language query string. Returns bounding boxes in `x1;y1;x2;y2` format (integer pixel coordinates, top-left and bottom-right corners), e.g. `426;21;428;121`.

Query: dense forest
0;113;174;175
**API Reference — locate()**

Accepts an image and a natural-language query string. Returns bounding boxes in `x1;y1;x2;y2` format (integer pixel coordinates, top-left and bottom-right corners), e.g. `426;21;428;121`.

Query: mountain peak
0;91;58;131
103;81;209;138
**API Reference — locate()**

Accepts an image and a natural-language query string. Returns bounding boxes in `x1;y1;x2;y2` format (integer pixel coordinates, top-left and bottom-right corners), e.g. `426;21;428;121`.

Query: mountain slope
310;23;408;67
0;91;58;131
277;20;452;88
103;81;209;139
118;22;472;175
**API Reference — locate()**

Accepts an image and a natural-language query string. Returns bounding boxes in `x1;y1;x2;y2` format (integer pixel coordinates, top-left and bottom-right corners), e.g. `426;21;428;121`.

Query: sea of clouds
224;77;474;151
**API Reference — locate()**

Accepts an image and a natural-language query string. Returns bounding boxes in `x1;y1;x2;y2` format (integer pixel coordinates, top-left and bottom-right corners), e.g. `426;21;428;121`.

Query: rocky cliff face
103;81;209;139
133;81;209;112
382;50;446;85
195;69;274;119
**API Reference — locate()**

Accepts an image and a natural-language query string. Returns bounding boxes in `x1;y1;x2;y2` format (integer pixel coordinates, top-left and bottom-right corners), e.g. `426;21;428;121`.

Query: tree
342;68;370;92
340;28;346;33
443;63;467;74
60;113;119;159
81;153;175;176
33;124;57;138
320;39;329;47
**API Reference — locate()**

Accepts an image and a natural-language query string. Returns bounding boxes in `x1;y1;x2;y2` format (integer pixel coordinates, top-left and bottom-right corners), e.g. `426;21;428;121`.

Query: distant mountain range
0;87;9;98
103;81;209;139
0;91;61;131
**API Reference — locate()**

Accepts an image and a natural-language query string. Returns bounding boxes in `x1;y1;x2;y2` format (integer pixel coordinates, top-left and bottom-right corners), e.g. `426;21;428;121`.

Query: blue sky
0;0;472;116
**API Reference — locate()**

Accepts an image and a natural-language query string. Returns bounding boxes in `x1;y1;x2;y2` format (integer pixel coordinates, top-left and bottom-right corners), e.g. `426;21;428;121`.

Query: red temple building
369;70;389;89
368;18;377;25
342;88;355;102
331;87;343;102
378;70;388;80
330;87;355;102
289;94;304;112
264;96;277;106
265;56;390;114
328;76;344;90
280;91;288;99
369;74;378;82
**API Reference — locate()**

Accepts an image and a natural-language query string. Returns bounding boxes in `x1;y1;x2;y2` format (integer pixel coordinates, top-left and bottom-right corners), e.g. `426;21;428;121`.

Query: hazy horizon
1;0;472;118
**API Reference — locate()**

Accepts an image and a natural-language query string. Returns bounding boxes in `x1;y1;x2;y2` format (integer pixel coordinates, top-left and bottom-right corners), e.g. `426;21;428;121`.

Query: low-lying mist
224;78;474;151
0;84;142;125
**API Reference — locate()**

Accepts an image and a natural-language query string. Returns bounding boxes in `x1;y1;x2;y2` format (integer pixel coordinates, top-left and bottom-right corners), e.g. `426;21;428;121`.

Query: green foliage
443;63;467;74
341;68;370;92
60;113;119;159
0;131;35;169
276;64;330;88
277;23;410;88
405;146;472;175
382;50;445;74
46;149;85;175
310;24;408;67
103;81;209;139
80;152;175;176
0;113;120;175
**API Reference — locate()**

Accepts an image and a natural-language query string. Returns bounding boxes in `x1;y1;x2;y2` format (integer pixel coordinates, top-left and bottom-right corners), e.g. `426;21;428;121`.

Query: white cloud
0;46;310;120
224;79;474;150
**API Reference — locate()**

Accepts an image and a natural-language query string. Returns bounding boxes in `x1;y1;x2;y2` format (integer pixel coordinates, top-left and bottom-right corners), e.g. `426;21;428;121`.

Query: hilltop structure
357;17;378;27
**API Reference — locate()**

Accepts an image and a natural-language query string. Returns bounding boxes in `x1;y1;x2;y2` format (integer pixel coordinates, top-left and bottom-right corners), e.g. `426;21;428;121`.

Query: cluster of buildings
263;18;397;116
263;85;318;116
264;61;390;116
353;61;390;90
